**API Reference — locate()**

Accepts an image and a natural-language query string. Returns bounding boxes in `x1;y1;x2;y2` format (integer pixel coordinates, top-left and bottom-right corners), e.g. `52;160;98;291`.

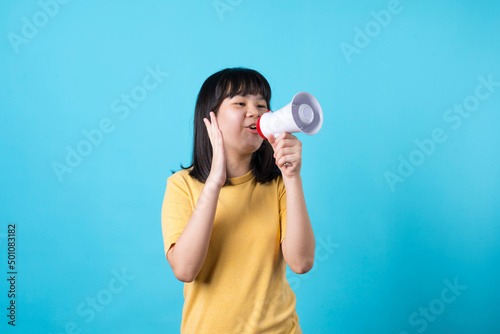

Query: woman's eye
258;105;267;109
236;102;245;106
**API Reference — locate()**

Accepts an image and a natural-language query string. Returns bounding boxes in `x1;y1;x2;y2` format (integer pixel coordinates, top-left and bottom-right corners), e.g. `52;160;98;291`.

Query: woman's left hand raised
267;132;302;179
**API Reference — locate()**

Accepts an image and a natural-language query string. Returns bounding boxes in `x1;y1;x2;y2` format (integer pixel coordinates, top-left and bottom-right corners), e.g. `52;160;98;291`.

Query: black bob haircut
182;67;281;185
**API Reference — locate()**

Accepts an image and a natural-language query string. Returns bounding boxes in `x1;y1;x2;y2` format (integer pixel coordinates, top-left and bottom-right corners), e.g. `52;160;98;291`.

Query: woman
161;67;315;333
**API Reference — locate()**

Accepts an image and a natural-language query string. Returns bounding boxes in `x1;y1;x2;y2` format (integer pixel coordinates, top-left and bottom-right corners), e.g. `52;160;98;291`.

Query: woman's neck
225;153;252;178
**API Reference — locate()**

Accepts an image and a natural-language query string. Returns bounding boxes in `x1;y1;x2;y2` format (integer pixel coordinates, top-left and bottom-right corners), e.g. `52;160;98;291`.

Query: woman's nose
246;105;261;118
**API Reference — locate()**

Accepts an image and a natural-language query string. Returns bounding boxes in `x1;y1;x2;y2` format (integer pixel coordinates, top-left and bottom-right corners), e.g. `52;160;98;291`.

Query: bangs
217;68;271;105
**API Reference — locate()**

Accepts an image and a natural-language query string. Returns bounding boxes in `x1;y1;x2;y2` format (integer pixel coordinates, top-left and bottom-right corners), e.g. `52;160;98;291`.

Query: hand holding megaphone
257;92;323;140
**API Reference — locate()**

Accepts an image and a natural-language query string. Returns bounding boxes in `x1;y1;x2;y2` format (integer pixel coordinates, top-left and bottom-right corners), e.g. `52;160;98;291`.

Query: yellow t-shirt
161;169;302;333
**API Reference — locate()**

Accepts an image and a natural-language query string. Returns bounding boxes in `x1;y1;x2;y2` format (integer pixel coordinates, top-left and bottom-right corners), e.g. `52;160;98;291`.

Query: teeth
250;125;256;129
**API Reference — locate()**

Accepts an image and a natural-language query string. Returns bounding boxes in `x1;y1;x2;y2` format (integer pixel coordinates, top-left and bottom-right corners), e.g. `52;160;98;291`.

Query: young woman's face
216;94;268;159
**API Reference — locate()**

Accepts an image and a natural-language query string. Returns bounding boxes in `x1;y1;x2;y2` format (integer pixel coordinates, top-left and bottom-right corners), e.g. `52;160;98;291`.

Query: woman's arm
268;133;315;274
167;181;221;282
167;112;226;282
281;175;315;274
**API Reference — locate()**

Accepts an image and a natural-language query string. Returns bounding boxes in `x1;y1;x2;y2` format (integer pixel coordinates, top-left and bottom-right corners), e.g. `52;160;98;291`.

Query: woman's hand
267;132;302;179
204;112;226;188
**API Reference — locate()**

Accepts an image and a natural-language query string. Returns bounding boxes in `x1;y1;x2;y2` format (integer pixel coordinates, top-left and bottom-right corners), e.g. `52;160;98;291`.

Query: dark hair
182;67;280;185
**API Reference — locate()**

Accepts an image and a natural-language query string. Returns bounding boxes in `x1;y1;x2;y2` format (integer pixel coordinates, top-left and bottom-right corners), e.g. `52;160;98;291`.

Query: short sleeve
161;172;194;256
278;176;287;243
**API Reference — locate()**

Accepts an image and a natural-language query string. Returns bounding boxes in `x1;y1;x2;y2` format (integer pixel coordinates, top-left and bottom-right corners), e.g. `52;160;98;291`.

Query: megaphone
257;92;323;139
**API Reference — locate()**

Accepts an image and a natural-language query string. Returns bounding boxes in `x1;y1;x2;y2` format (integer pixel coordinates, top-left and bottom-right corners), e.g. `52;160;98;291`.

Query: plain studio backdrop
1;0;499;333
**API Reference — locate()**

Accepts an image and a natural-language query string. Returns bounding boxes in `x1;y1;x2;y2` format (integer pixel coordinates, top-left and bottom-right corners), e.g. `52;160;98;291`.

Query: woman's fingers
204;112;222;150
271;133;298;149
272;135;301;159
210;112;224;153
203;118;213;143
206;113;224;153
210;111;218;127
204;111;227;187
276;150;300;167
267;134;276;145
270;132;302;176
274;146;297;160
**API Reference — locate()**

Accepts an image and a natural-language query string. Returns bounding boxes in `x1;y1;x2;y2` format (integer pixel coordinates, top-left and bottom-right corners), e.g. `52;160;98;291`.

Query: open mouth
249;125;257;129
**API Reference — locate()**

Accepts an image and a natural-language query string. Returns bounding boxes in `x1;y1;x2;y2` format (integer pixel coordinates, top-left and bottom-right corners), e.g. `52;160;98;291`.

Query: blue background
1;0;499;333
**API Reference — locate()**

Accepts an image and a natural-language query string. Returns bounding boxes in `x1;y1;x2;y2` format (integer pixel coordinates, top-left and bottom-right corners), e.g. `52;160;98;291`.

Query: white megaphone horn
257;92;323;140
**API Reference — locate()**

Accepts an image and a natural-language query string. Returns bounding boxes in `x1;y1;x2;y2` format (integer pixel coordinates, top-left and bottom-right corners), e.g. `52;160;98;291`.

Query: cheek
218;114;242;137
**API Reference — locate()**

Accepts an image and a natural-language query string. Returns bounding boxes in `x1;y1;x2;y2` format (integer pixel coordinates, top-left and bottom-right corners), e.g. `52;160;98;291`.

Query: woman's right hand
203;111;226;188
